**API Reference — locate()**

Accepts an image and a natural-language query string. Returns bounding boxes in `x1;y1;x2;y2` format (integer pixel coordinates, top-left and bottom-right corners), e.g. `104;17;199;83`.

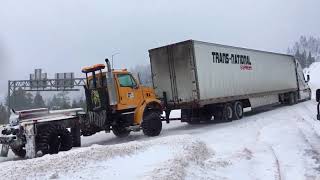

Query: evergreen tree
48;92;71;110
0;103;9;124
288;35;320;68
58;92;71;109
71;99;79;108
71;97;87;110
7;88;34;110
78;98;87;110
302;50;307;68
33;92;46;108
307;51;316;67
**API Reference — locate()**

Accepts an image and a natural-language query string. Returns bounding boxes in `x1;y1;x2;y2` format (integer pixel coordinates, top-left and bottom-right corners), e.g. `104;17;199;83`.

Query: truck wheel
36;125;73;155
233;101;244;120
71;126;81;147
288;92;295;105
112;124;130;138
11;146;26;158
294;93;298;104
215;103;233;122
142;111;162;136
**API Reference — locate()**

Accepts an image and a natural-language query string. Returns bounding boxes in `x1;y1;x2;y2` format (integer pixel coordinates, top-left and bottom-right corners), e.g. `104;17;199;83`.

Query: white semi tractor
149;40;311;123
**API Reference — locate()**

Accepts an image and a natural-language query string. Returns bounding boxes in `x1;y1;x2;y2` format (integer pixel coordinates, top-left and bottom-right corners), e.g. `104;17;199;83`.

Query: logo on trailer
212;52;252;70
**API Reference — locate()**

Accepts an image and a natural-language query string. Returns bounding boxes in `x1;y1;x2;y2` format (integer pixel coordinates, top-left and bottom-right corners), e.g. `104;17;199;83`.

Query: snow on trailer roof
148;39;294;58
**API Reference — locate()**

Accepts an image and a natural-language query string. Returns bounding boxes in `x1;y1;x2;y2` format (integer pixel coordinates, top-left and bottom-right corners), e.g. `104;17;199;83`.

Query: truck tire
36;125;73;155
294;92;298;104
112;124;130;138
71;126;81;147
288;92;295;105
233;101;244;120
11;146;26;158
214;103;233;122
181;109;201;124
142;111;162;136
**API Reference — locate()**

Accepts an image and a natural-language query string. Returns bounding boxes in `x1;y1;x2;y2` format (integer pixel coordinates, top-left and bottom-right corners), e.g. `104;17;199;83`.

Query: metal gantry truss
8;78;86;109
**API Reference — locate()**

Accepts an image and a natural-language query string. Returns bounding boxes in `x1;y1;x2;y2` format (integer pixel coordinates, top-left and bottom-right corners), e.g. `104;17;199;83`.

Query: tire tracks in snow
268;146;283;180
253;118;284;180
289;104;320;179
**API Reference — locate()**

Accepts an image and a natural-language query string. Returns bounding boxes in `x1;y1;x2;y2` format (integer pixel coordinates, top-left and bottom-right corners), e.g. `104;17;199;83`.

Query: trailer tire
214;103;233;122
288;92;295;105
142;111;162;136
36;125;73;155
233;101;244;120
71;126;81;147
112;124;130;138
11;146;26;158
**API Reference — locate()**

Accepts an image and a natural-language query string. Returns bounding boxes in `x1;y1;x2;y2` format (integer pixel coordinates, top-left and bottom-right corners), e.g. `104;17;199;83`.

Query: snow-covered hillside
1;64;320;180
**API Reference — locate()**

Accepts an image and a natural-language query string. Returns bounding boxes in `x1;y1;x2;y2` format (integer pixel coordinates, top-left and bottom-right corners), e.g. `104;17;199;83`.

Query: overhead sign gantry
8;69;86;109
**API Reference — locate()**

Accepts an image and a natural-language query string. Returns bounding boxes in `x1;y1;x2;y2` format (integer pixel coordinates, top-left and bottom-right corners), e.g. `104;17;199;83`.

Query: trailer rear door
149;40;198;105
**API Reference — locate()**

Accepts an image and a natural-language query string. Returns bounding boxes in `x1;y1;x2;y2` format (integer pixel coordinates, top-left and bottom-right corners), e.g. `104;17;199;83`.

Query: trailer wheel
112;124;130;138
142;111;162;136
11;146;26;158
71;126;81;147
233;101;244;120
288;92;296;105
36;125;73;155
214;103;233;122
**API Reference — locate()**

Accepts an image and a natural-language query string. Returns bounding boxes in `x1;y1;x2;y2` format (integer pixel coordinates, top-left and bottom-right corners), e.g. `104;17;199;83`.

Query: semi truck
149;40;311;123
0;40;311;159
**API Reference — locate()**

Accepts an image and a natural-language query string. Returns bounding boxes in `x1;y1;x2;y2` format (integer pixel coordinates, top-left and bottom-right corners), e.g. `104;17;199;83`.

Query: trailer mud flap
0;144;9;157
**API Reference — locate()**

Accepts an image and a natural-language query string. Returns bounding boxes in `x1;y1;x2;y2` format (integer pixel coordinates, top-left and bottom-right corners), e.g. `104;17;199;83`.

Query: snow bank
0;135;211;180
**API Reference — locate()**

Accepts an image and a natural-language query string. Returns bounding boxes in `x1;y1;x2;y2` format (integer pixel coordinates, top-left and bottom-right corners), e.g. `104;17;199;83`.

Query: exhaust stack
105;58;111;72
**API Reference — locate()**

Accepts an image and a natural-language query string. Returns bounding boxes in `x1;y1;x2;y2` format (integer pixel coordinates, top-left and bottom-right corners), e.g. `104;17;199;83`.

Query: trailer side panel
193;41;298;102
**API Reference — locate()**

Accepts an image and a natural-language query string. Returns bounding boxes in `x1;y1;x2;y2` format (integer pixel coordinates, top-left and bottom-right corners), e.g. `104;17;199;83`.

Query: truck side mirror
316;89;320;102
306;74;310;82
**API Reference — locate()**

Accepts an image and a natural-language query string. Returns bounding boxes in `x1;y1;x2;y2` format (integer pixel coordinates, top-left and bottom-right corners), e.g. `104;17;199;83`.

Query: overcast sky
0;0;320;100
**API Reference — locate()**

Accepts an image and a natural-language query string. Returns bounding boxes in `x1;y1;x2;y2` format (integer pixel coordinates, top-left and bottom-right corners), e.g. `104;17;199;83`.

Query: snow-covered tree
288;35;320;68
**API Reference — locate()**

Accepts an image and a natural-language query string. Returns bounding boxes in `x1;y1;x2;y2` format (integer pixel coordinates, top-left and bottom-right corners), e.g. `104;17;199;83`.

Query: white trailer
149;40;311;123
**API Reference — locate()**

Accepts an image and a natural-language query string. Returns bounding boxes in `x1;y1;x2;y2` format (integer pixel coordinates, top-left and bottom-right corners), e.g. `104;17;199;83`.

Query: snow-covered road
0;100;320;180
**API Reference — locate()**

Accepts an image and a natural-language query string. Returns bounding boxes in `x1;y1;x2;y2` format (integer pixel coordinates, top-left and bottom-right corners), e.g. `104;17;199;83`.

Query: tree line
288;35;320;69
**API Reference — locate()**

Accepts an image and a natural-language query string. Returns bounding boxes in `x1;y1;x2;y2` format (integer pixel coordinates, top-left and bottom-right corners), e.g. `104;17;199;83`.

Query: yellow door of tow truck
116;73;143;110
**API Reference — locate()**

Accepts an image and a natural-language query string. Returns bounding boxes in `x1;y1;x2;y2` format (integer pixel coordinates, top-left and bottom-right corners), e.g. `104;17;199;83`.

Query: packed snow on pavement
0;63;320;179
